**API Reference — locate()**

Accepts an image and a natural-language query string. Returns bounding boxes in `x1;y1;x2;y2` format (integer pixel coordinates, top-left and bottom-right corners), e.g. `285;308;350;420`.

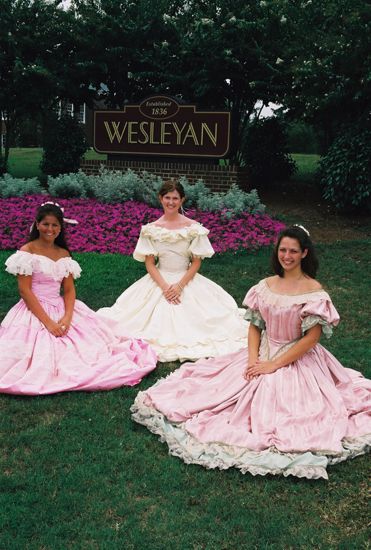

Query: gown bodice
5;251;81;304
31;272;63;303
132;223;214;273
244;279;340;350
152;239;193;273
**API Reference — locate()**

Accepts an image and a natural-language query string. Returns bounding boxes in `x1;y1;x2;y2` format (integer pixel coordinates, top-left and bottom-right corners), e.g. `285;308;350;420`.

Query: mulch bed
259;181;370;243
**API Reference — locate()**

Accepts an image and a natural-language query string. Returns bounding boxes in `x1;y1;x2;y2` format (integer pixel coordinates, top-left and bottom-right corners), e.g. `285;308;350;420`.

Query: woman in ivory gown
131;225;371;480
98;180;247;362
0;203;157;395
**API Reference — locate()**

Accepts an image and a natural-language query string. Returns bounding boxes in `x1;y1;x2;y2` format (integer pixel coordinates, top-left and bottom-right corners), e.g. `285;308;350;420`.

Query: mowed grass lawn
6;148;107;179
0;241;370;549
6;148;320;184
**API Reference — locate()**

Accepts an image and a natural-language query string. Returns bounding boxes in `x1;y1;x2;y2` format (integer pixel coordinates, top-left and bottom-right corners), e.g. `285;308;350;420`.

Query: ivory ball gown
132;279;371;480
98;223;248;362
0;251;157;395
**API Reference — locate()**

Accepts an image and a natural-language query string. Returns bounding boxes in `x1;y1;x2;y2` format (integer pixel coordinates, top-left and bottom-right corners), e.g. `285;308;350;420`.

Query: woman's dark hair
28;203;70;252
271;225;318;278
158;179;185;199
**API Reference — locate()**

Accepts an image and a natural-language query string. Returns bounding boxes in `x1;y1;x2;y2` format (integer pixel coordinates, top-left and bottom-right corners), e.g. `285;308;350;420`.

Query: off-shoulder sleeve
300;294;340;339
5;251;33;276
5;251;81;280
188;227;214;259
242;282;266;330
133;228;158;262
63;258;81;279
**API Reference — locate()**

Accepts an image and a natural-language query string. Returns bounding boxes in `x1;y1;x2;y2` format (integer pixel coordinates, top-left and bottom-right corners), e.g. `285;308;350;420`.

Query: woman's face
36;214;61;243
277;236;307;273
159;190;184;214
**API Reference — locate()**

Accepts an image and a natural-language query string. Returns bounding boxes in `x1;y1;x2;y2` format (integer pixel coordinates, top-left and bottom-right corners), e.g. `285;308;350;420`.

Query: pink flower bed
0;195;285;254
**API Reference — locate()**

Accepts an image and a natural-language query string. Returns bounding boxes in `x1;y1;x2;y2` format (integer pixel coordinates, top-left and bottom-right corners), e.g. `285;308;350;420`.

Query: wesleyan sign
94;96;230;158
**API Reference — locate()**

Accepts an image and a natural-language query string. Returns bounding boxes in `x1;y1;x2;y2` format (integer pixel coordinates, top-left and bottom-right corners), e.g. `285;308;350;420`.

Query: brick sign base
80;159;249;193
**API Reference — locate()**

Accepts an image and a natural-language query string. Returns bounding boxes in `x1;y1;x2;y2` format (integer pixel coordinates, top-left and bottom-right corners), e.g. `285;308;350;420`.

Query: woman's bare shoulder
19;243;32;253
182;216;197;226
58;248;71;259
265;275;279;286
303;277;323;292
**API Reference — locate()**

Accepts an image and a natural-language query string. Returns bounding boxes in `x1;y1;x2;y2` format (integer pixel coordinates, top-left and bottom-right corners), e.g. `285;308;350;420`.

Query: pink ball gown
132;279;371;480
0;251;157;395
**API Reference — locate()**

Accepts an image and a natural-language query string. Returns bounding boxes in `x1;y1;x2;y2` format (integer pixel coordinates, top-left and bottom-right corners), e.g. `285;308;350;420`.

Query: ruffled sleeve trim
5;251;81;280
244;307;266;330
133;223;214;261
299;294;340;338
242;280;264;309
59;257;81;280
301;315;334;339
133;232;158;262
188;233;214;259
140;223;210;243
5;251;34;276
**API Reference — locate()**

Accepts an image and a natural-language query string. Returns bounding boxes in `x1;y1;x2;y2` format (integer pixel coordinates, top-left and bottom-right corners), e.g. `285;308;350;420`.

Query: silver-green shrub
92;168;141;203
179;177;211;207
137;171;166;206
10;167;265;216
223;186;265;216
48;171;93;198
0;174;44;198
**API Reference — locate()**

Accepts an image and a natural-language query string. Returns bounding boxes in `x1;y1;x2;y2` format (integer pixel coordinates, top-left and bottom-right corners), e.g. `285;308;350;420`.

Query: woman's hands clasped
162;282;183;304
244;360;280;380
45;315;71;337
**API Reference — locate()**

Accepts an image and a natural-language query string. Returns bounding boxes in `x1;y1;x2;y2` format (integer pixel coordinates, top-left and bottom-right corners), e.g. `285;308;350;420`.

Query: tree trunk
0;111;6;175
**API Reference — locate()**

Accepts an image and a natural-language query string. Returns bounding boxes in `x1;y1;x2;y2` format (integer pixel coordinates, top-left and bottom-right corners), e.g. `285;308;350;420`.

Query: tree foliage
240;117;296;185
40;113;88;176
0;0;369;195
72;0;291;161
319;121;371;212
0;0;76;172
281;0;370;150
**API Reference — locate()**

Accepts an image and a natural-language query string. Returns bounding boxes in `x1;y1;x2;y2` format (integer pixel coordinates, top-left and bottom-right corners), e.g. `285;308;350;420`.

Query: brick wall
80;159;250;193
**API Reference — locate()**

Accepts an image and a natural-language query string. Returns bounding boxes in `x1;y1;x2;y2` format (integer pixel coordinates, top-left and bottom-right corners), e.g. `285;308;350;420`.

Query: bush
136;171;164;207
10;167;266;217
48;171;93;198
0;173;44;197
41;114;88;176
319;122;371;211
178;177;211;208
287;121;319;154
240;118;297;185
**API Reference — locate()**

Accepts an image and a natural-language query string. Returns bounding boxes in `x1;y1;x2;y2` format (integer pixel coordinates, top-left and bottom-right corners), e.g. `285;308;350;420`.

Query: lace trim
153;336;247;362
244;307;265;330
5;251;81;280
248;279;333;308
302;315;333;339
131;393;371;480
141;223;209;243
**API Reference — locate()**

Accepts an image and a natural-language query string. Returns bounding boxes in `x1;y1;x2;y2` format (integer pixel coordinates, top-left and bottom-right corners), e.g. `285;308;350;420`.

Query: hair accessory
294;224;310;236
40;201;78;225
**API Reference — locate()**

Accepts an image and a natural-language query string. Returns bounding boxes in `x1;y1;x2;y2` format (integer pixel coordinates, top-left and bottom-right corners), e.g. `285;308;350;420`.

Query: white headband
40;201;78;225
293;224;310;236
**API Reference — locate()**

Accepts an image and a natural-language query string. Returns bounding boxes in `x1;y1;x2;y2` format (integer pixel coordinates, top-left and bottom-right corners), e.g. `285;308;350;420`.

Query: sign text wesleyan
94;96;230;158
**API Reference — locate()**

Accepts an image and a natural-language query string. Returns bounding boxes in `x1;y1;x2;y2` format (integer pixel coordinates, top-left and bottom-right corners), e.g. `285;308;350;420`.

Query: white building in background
252;100;282;119
58;100;86;124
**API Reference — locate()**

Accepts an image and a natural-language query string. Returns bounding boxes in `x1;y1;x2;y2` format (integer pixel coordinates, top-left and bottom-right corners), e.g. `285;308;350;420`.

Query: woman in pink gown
132;225;370;479
0;203;157;395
